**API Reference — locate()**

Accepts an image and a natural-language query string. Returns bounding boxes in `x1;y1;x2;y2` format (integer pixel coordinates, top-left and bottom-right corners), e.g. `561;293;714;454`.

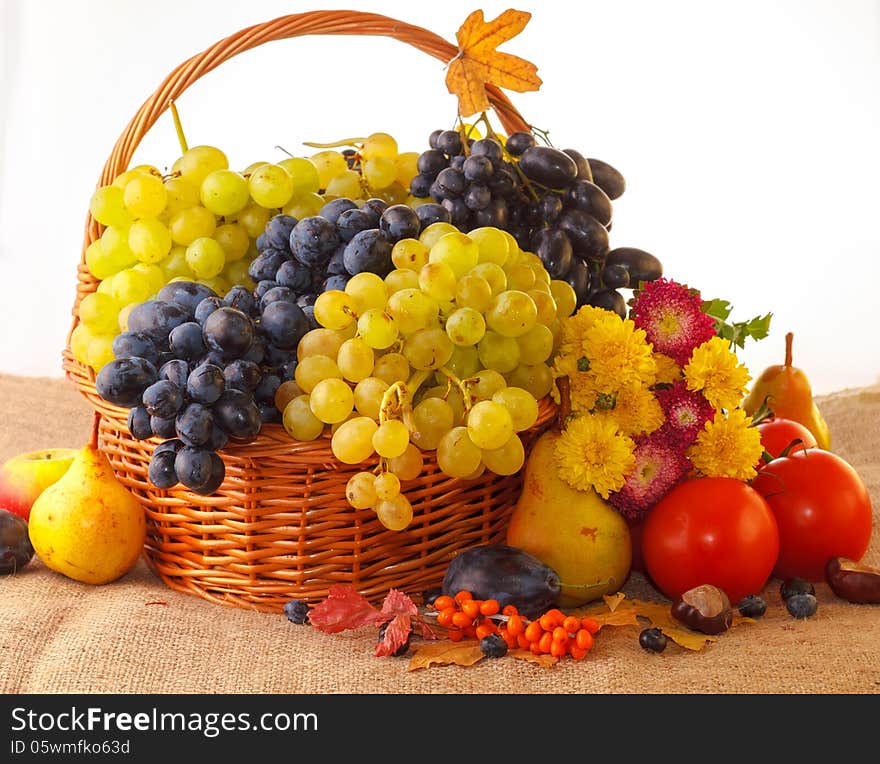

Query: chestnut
825;557;880;604
671;584;733;635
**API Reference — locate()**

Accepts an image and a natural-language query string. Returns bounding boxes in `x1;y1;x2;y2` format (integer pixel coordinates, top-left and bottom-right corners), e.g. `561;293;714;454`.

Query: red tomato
751;449;873;581
755;418;818;462
641;477;779;604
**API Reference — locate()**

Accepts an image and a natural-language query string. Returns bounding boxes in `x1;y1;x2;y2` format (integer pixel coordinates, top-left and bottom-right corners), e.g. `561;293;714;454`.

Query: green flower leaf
701;299;772;351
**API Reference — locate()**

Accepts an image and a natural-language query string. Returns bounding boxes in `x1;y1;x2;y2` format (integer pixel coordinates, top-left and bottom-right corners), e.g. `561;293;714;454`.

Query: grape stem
169;101;188;155
438;367;474;413
302;137;367;149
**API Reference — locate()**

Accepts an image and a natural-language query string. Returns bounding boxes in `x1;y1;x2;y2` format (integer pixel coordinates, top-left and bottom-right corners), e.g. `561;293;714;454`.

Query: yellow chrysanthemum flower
555;414;636;498
558;305;606;360
653;352;681;385
591;384;665;437
683;336;751;411
686;408;764;481
583;312;657;391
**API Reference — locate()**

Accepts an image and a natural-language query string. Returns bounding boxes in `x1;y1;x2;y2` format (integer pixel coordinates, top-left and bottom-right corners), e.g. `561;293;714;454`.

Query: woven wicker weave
62;10;556;612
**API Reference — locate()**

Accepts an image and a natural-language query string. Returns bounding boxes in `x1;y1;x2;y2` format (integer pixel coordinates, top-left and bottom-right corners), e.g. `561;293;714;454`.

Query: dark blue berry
479;633;508;658
785;593;818;619
639;627;667;653
737;595;767;618
283;599;310;625
781;578;815;601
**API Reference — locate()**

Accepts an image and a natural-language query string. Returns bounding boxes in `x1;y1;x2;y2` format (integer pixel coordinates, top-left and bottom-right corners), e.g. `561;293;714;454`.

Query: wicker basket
62;10;557;613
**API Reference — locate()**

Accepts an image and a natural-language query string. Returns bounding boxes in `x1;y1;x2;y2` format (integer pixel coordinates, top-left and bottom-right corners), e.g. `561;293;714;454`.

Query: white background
1;0;878;395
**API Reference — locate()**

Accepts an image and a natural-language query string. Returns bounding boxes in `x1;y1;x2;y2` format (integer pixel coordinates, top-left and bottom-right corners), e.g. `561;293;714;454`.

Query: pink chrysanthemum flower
630;278;717;365
609;433;692;522
655;380;715;448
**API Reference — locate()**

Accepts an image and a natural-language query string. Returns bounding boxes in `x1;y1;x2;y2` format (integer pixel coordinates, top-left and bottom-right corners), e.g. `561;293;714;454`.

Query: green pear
28;443;145;585
506;430;631;607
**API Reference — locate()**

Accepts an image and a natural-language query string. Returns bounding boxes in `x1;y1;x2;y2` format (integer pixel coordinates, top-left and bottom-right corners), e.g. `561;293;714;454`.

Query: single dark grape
112;331;159;364
563;148;593;181
127;405;153;440
194;296;225;326
564;180;613;227
213;389;262;440
586;157;626;199
518;146;578;188
415;203;451;231
343;229;392;276
557;208;610;263
175;402;214;447
470;137;503;164
186;363;225;405
223;359;261;392
319;197;358;224
290;216;340;269
223;285;257;317
417;149;448;177
147;449;179;490
479;633;508;658
785;593;818;619
156;281;216;315
248;249;289;283
587;288;627;319
150;415;177;439
505;131;537;156
538;193;563;222
323;274;349;292
259;285;298;313
142;379;183;419
153;438;184;457
202;307;254;360
639;627;668;653
284;599;310;625
601;263;630;289
737;595;767;618
435;167;466;198
531;227;573;280
441;197;469;227
488;167;517;198
463;154;493;183
565;257;591;305
174;446;215;492
95;356;158;408
336;208;378;243
464;184;491;211
360;198;387;220
473;198;508;229
126;299;191;342
379;204;420;241
263;214;298;250
168;321;207;360
409;172;433;198
260;300;310;350
781;578;815;601
191;452;225;496
436;129;462;156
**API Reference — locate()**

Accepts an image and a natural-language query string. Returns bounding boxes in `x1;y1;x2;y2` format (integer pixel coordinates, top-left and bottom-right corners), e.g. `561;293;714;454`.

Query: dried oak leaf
408;640;485;671
307;585;384;634
445;9;542;118
509;649;558;668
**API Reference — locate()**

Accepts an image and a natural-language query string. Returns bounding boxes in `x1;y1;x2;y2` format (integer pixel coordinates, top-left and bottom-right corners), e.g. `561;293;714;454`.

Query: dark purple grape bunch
95;279;310;496
410;127;664;318
247;197;428;313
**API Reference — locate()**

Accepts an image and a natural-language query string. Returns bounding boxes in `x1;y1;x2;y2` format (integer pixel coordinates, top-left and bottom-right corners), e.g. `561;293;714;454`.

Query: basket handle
87;10;529;236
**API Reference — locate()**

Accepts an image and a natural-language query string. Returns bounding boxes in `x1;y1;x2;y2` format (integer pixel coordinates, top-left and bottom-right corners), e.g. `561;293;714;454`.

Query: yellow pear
28;443;145;585
742;332;831;450
506;430;631;607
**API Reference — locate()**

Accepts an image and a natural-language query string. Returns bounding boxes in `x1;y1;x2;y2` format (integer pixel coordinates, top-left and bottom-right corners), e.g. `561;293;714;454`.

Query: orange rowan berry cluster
430;590;601;660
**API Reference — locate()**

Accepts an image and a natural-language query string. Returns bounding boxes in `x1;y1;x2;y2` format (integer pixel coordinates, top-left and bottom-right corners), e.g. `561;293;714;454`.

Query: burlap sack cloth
1;373;877;694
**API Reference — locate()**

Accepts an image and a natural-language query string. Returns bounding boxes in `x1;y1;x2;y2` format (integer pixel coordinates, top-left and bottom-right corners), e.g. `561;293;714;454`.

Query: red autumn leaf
375;613;412;657
380;588;419;619
307;584;384;634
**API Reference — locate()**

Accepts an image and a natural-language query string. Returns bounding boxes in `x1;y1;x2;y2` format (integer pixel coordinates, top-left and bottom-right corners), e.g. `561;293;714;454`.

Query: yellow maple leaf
445;9;542;118
407;640;484;671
